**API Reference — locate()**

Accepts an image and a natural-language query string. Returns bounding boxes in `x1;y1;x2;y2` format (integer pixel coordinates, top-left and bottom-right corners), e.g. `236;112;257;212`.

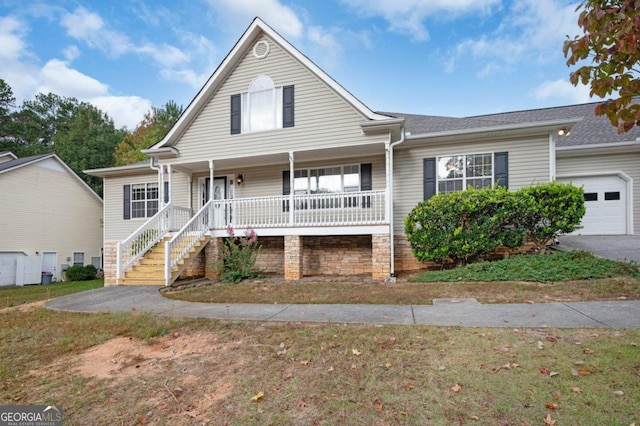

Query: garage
558;175;628;235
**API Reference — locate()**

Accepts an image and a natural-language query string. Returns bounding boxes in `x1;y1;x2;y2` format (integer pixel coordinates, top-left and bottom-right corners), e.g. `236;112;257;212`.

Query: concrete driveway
556;235;640;264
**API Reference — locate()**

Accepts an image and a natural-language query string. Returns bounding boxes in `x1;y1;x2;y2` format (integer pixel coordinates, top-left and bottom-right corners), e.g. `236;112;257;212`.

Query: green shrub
65;264;98;281
213;226;262;283
404;187;524;265
514;182;585;252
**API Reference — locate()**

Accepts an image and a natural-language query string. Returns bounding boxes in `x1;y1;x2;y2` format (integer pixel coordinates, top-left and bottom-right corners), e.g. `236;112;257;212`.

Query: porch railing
116;203;192;280
212;190;386;229
164;199;212;285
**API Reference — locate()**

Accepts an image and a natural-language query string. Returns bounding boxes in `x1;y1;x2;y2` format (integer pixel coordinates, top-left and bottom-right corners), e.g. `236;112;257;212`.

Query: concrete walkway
45;286;640;329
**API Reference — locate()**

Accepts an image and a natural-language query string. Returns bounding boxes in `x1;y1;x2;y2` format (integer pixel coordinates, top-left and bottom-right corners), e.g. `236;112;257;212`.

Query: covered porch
117;142;397;285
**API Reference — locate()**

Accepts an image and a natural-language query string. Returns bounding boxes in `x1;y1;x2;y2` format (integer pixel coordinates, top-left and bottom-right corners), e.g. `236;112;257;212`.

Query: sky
0;0;591;130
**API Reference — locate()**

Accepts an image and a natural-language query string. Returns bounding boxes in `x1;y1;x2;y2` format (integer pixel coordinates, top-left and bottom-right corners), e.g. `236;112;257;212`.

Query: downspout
549;132;557;182
149;158;162;206
387;125;406;281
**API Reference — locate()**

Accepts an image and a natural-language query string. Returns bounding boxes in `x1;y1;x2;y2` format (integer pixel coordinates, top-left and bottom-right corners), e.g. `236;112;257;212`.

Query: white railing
116;203;192;280
164;200;212;285
212;190;386;229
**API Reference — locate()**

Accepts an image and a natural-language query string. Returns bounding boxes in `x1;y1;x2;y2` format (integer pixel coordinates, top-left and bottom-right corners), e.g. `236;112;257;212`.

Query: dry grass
1;308;639;425
163;275;640;305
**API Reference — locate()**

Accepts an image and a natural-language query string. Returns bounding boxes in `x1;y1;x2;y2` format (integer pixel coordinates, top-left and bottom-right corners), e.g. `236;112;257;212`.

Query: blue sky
0;0;590;130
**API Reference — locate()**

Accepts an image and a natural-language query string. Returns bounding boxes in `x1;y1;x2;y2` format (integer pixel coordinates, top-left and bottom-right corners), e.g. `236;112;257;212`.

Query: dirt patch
0;300;45;314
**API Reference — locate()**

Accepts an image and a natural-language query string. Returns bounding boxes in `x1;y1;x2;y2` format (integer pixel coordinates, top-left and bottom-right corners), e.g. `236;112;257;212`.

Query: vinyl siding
169;34;385;164
393;135;551;235
103;170;191;241
0;158;103;271
557;152;640;234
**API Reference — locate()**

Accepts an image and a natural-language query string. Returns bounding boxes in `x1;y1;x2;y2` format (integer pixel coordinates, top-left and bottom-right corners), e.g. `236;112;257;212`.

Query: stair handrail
164;199;213;286
117;202;173;280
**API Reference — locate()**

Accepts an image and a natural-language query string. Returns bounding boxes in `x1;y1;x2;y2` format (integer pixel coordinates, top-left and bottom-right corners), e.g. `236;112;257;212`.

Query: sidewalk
45;286;640;329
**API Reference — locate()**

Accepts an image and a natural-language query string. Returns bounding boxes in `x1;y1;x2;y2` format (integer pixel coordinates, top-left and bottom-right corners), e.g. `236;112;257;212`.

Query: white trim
210;224;390;238
549;133;557;181
435;151;495;194
556;171;633;235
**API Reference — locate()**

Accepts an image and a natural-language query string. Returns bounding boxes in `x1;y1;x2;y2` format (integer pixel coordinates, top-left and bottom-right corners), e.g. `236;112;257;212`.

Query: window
437;153;493;194
231;76;294;134
73;252;84;267
283;163;372;210
123;183;159;219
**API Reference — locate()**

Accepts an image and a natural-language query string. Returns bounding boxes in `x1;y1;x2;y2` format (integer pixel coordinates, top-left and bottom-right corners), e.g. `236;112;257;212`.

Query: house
86;17;639;287
0;152;103;286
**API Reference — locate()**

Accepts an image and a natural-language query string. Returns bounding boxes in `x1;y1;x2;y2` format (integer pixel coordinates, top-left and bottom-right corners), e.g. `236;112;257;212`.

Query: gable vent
253;40;270;59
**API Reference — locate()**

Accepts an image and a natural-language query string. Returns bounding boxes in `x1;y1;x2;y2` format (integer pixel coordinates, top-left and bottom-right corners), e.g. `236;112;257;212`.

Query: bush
404;182;586;266
514;182;585;252
404;187;524;265
65;264;98;281
213;226;262;283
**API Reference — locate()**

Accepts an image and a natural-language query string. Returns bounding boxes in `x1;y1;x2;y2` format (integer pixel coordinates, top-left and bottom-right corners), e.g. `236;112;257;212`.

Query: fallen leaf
549;371;560;377
571;387;582;394
438;365;446;371
352;348;362;356
251;390;264;402
297;400;307;408
574;360;585;365
469;415;479;420
546;402;560;410
404;382;414;390
544;413;556;425
376;403;383;412
451;383;462;392
571;368;579;377
351;363;357;370
385;363;392;369
546;335;559;343
537;341;545;350
612;390;624;396
327;366;334;372
299;360;309;366
577;369;592;375
583;348;595;355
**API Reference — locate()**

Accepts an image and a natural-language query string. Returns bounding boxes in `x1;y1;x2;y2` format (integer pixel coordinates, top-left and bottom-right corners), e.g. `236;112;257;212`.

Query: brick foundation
300;235;373;276
371;234;391;279
179;251;206;280
103;241;118;286
204;237;222;279
284;235;303;280
254;236;284;274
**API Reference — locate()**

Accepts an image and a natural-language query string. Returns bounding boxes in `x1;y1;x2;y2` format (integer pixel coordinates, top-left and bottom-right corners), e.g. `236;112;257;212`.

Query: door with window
199;177;230;228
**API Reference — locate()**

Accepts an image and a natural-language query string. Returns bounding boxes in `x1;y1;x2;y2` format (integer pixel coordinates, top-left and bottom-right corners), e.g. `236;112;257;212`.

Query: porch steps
118;236;210;286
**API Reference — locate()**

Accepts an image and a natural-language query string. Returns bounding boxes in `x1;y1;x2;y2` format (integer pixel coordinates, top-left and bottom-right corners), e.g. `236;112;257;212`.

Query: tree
114;100;183;166
564;0;640;133
54;102;125;195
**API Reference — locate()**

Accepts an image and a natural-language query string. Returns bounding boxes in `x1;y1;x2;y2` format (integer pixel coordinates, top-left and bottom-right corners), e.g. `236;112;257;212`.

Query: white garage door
558;176;627;235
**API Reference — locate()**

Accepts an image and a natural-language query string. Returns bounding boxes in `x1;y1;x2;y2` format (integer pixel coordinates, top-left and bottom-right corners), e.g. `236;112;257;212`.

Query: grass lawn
0;279;103;309
0;309;638;425
164;251;640;305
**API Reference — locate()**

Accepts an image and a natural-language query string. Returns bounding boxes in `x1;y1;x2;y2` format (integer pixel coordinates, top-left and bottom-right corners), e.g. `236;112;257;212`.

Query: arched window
230;76;294;134
242;75;282;132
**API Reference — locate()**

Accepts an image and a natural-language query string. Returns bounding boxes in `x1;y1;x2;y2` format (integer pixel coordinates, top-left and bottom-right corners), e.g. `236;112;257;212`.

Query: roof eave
84;161;153;178
360;118;405;134
557;140;640;157
140;147;179;158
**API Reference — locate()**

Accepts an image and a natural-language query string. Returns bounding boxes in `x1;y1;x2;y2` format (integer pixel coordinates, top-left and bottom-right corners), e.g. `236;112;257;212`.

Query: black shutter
123;185;131;220
494;152;509;188
282;170;290;212
164;181;169;203
360;163;372;208
230;94;241;134
423;158;436;200
283;85;294;128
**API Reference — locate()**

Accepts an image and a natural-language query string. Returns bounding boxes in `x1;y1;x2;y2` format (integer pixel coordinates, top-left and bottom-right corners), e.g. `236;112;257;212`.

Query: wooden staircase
118;235;211;286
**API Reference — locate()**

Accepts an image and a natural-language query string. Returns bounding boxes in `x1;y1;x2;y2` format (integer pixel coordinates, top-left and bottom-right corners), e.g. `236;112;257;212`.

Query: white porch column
167;164;172;204
289;151;295;225
158;164;165;208
208;160;214;229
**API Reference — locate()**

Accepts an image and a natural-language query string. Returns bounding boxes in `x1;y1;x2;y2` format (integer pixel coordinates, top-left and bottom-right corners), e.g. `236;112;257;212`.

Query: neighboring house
0;152;103;286
86;18;639;287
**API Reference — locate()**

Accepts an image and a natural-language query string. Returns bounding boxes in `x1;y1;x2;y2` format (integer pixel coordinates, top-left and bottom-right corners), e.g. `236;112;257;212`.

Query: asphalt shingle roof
382;101;640;148
0;154;51;174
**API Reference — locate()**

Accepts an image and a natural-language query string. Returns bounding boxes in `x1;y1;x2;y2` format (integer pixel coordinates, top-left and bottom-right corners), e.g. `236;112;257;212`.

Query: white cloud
205;0;304;38
307;26;343;66
532;79;592;104
91;96;152;130
454;0;581;67
63;45;80;61
0;15;40;102
340;0;501;41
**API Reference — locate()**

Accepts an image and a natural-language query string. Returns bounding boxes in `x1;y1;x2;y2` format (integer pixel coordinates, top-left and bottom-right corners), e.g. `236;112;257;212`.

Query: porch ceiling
165;142;387;174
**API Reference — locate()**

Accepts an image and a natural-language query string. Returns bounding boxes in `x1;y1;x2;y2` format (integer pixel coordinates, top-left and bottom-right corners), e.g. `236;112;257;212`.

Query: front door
200;177;229;228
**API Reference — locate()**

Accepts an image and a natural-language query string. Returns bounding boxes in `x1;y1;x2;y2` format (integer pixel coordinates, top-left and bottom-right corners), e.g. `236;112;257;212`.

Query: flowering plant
215;225;262;283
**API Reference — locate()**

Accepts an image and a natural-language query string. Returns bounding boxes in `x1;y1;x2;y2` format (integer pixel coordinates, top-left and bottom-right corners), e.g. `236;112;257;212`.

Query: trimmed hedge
405;182;585;265
65;264;98;281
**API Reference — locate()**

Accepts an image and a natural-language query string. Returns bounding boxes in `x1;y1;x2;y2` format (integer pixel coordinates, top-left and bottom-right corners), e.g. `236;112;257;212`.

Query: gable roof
0;153;103;202
148;17;395;152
